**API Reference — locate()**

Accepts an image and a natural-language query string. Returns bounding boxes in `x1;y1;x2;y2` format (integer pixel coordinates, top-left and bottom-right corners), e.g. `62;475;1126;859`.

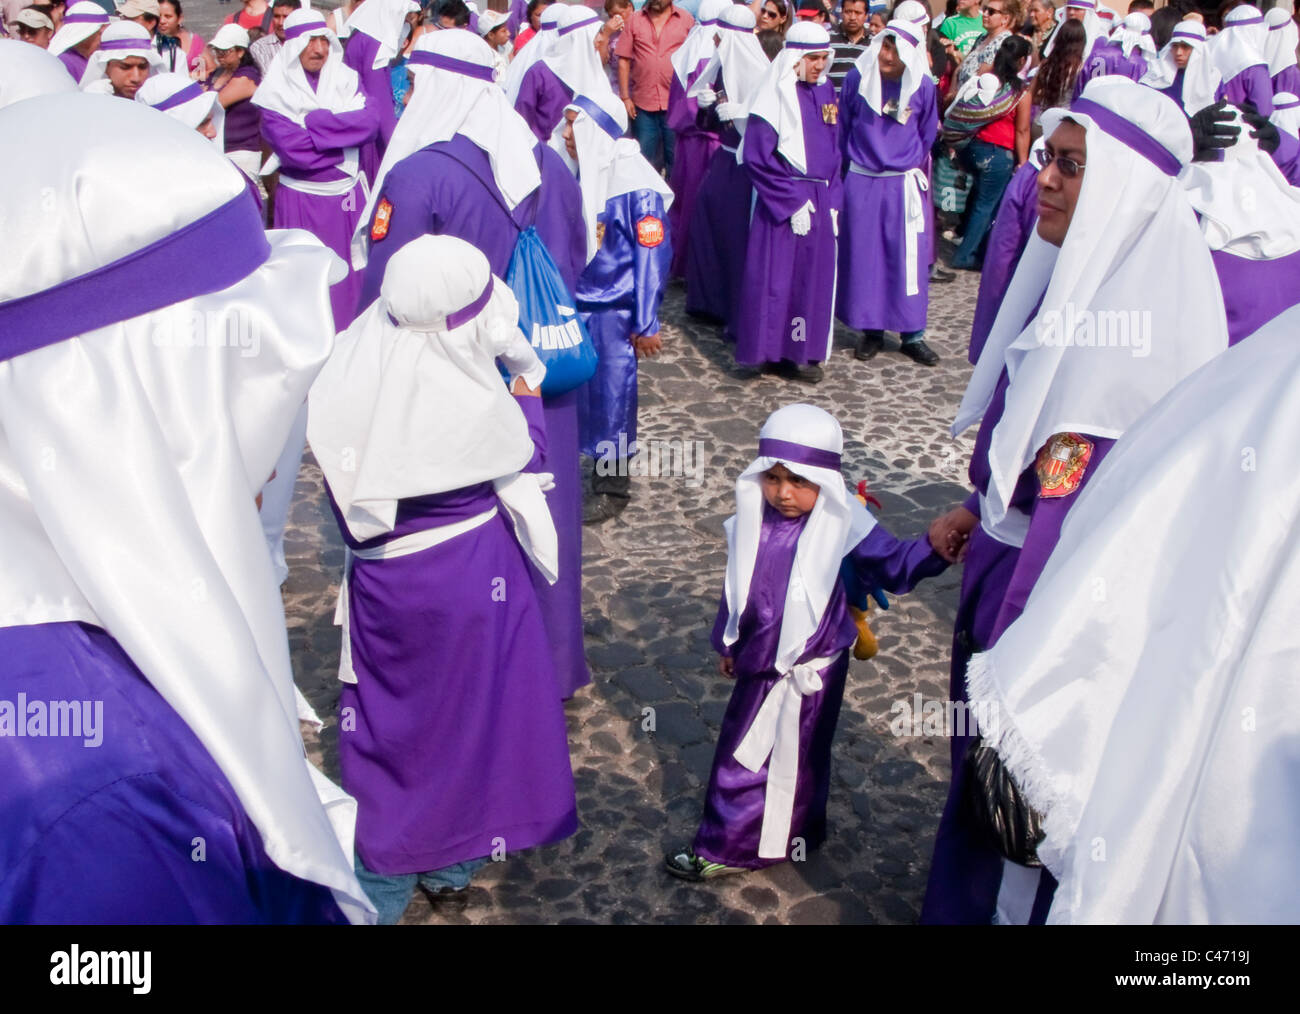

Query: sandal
664;847;746;882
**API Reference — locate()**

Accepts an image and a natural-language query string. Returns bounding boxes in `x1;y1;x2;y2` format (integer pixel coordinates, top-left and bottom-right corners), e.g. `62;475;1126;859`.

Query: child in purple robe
734;22;842;384
666;405;947;880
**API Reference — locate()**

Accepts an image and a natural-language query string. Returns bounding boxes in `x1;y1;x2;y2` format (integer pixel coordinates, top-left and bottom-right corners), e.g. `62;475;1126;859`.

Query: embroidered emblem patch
636;216;664;247
1036;433;1094;498
822;102;838;125
595;222;606;248
370;198;393;241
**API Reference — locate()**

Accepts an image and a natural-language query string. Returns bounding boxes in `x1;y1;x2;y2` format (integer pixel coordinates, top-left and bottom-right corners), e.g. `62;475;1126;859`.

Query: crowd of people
2;0;1299;925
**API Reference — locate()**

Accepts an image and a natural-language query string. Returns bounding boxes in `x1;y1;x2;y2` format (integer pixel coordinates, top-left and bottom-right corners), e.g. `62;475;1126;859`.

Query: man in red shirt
614;0;692;175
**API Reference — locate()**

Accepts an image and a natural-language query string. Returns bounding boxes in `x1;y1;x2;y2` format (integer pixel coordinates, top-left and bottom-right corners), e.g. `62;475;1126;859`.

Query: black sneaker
783;361;824;384
664;848;746;882
930;264;957;283
855;331;884;361
900;339;940;367
583;492;628;525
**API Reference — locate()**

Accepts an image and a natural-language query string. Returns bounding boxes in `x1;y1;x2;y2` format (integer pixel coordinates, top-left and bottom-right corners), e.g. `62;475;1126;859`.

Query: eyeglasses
982;5;1006;14
1035;147;1086;177
760;7;780;18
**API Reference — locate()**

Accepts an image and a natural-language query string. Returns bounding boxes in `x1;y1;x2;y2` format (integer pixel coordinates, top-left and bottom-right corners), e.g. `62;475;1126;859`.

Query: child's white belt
332;506;499;684
849;163;930;296
733;651;843;859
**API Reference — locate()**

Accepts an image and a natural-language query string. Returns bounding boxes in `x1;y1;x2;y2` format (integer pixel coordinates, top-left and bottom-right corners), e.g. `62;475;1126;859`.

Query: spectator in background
224;0;269;41
868;9;887;36
206;24;263;195
478;7;512;79
46;0;108;81
598;0;631;92
250;0;293;75
118;0;159;37
155;0;204;73
756;0;791;58
514;0;550;52
950;0;1021;98
940;0;986;57
616;0;694;176
13;9;54;47
828;0;870;91
1024;0;1055;61
1031;16;1082;115
435;0;471;28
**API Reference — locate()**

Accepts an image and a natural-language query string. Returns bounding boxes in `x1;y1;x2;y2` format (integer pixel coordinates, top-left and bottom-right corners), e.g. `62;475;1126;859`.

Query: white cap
209;23;251;51
478;9;508;35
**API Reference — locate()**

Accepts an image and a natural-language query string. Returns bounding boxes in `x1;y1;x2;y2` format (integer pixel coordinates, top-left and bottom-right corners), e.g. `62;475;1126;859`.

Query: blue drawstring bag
505;226;598;397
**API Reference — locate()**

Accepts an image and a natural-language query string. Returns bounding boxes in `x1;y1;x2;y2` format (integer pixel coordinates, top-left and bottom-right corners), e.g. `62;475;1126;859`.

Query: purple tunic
735;80;843;367
575;187;672;456
693;506;946;868
329;457;578;875
968;158;1038;364
1212;246;1300;346
1221;63;1274;116
1076;41;1148;95
0;621;346;924
1273;65;1300;98
260;81;381;329
357;135;592;700
343;30;394;185
836;71;938;335
514;60;574;142
1269;125;1300;186
685;113;750;330
667;68;721;278
59;48;88;83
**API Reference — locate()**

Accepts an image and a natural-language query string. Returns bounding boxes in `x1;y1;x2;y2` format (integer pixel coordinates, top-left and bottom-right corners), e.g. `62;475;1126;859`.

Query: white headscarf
0;94;372;925
892;0;930;30
309;235;552;556
671;0;731;89
1044;0;1104;60
137;71;225;150
251;8;366;126
1111;11;1155;60
953;77;1228;533
1212;3;1269;83
0;38;78;108
855;18;929;121
1264;7;1299;80
722;404;876;676
1181;107;1300;260
542;5;617;104
743;20;831;175
1095;4;1117;34
1139;20;1220;115
965;303;1300;924
79;20;163;90
548;89;673;264
350;30;542;268
46;0;109;56
686;5;767;133
1272;90;1300;137
503;2;564;102
344;0;421;68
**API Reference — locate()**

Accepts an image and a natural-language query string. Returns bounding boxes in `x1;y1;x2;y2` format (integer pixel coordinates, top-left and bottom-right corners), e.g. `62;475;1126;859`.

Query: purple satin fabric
667;69;720;278
756;438;841;471
407;51;496;80
0;622;346;924
152;81;206;111
1212;246;1300;347
968;159;1039;364
284;20;327;41
684;136;751;329
515;61;574;143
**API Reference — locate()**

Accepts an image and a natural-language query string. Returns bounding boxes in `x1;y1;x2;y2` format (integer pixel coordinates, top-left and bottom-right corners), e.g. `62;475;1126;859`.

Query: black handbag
962;737;1046;868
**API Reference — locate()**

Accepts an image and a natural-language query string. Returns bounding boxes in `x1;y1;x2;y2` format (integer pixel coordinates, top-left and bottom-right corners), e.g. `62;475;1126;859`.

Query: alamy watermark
1034;302;1151;358
889;693;998;739
593;433;706;487
0;694;103;747
149;306;262;358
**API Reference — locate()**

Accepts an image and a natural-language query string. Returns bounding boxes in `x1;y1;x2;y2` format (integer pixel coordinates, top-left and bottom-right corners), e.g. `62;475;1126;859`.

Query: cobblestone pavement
284;266;983;925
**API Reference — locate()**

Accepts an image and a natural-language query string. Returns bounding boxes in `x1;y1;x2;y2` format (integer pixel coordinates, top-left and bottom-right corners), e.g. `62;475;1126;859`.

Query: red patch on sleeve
1035;433;1094;498
636;215;664;248
370;198;393;241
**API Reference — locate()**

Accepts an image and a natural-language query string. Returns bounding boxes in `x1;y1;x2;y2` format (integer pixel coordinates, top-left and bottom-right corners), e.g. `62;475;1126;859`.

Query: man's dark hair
756;27;783;59
526;0;551;21
841;0;868;10
1149;5;1180;48
272;0;298;11
437;0;472;26
1127;0;1154;11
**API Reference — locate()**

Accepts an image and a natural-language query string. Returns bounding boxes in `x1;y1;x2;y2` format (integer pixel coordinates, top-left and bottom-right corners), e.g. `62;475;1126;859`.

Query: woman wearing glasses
755;0;791;59
949;0;1022;100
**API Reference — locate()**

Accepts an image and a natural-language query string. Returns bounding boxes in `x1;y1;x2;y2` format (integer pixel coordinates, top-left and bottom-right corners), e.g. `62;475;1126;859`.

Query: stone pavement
284;269;983;925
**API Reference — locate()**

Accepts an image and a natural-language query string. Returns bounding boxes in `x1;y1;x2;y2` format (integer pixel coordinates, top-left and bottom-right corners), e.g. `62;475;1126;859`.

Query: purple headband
63;11;109;24
1066;0;1095;8
100;37;151;52
558;12;600;35
284;19;328;41
386;277;495;331
787;38;831;51
1070;97;1183;176
1227;13;1265;27
1270;20;1289;31
408;50;496;81
152;81;207;112
718;21;751;32
1170;29;1203;43
758;438;841;472
571;93;624;140
888;23;922;47
0;193;269;364
1277;96;1300;109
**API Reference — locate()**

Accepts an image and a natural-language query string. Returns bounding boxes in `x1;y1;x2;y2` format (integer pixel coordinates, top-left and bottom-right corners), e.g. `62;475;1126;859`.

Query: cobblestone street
284;267;982;924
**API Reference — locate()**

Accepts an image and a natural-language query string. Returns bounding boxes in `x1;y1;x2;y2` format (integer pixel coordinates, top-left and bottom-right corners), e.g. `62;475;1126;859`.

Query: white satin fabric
1111;12;1155;60
309;234;551;549
0;94;373;924
966;304;1300;924
344;0;421;69
545;6;618;105
137;72;225;150
954;78;1228;532
1139;21;1220;116
1211;4;1269;84
1273;91;1300;137
46;1;107;56
671;0;730;88
503;5;564;103
855;20;929;121
893;0;931;28
687;5;765;154
743;21;831;176
1264;7;1300;80
722;405;876;677
350;30;541;269
0;38;78;108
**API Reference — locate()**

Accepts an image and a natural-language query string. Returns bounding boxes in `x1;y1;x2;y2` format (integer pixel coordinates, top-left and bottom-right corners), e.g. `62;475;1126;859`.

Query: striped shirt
829;30;870;92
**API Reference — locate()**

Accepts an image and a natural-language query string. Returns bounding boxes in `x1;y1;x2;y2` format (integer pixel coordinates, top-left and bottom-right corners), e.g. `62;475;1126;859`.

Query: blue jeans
632;107;674;177
951;139;1015;269
354;853;488;925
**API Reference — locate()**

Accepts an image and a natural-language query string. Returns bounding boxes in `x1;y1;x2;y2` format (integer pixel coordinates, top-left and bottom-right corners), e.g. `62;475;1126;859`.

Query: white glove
696;86;717;108
533;471;556;493
790;201;813;237
714;101;738;122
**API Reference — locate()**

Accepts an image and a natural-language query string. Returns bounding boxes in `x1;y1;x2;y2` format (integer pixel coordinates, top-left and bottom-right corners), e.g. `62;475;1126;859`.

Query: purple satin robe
968;158;1038;364
1212;245;1300;346
0;621;347;924
329;455;579;875
693;505;946;868
1221;63;1274;116
685;115;749;330
1076;41;1149;97
735;80;843;367
575;187;672;457
667;67;721;278
836;71;938;335
514;60;574;142
1269;126;1300;186
342;30;395;186
357;134;592;700
58;48;88;83
1273;65;1300;98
